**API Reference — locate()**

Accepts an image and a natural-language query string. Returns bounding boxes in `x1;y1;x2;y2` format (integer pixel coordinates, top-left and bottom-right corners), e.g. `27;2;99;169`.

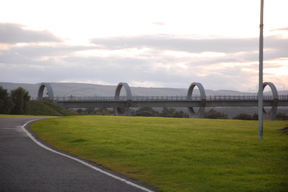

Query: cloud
0;23;61;44
0;44;97;66
90;34;260;53
264;36;288;59
152;22;166;26
23;45;93;57
90;34;288;63
270;27;288;32
0;23;287;92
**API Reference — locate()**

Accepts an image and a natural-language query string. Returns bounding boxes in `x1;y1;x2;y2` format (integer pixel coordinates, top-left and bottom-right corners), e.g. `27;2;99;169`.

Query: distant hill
1;82;281;99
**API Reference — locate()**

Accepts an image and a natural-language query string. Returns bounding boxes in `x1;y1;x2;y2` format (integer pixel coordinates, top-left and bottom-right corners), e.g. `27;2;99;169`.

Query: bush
131;107;189;118
233;113;253;120
132;107;159;117
161;107;188;118
204;109;229;119
76;107;114;115
94;108;114;115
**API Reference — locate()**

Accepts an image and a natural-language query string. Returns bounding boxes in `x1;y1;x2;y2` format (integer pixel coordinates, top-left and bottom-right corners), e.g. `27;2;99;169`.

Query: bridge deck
55;95;288;108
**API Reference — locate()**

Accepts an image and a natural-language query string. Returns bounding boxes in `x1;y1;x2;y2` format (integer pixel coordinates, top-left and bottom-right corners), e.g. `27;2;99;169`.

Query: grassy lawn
30;116;288;192
0;114;38;118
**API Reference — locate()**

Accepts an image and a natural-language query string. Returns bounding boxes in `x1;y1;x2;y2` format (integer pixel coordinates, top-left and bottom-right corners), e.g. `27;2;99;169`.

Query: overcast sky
0;0;287;92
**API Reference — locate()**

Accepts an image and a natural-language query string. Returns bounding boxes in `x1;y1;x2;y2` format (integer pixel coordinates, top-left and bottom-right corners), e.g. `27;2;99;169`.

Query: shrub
133;107;159;117
204;109;229;119
233;113;253;120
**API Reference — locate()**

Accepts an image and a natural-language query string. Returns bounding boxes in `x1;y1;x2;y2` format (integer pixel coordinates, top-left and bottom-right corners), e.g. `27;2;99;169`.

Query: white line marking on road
21;120;155;192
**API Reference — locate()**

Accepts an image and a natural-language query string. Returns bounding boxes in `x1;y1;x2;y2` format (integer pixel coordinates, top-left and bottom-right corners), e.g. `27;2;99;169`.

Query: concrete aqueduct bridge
37;82;288;120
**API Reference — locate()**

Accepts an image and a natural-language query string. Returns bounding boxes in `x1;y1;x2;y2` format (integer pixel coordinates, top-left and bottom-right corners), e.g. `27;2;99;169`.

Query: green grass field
30;116;288;192
0;114;38;118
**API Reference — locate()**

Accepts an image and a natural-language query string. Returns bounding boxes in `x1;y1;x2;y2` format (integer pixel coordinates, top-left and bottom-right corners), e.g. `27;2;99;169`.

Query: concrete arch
261;82;278;120
186;82;206;118
37;83;54;101
114;82;132;116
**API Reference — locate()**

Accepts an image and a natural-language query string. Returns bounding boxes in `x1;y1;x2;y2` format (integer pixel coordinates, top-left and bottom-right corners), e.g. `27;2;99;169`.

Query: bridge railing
53;95;195;101
54;96;115;101
53;95;288;102
278;95;288;100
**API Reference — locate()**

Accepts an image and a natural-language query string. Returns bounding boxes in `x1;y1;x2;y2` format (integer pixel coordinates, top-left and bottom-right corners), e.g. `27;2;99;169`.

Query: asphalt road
0;117;156;192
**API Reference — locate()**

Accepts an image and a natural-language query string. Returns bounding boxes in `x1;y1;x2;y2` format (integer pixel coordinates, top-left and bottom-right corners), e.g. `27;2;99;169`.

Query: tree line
76;106;288;120
0;86;30;114
76;107;190;118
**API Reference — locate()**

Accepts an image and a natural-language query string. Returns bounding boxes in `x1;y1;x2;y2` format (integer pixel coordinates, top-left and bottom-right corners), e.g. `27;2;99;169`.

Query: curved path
0;117;156;192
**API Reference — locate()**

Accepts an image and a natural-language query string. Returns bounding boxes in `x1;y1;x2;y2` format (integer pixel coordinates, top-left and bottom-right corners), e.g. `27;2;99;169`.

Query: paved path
0;117;156;192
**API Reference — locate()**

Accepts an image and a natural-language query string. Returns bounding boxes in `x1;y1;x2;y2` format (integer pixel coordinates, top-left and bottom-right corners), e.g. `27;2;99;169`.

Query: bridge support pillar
37;83;54;101
187;82;206;118
261;82;278;120
114;82;132;116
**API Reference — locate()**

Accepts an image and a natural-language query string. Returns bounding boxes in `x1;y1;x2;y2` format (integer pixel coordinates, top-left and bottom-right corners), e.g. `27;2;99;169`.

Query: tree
94;108;114;115
252;113;258;120
174;110;189;118
10;87;30;114
84;107;96;115
133;107;159;117
161;107;176;117
76;108;114;115
0;86;14;114
233;113;253;120
76;109;83;114
204;109;229;119
160;107;189;118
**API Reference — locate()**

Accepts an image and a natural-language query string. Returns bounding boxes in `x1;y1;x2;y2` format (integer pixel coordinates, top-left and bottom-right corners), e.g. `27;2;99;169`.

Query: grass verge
30;116;288;192
0;114;38;118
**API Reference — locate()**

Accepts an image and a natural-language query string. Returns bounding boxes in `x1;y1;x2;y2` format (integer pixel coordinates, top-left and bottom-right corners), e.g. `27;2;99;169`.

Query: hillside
27;100;76;116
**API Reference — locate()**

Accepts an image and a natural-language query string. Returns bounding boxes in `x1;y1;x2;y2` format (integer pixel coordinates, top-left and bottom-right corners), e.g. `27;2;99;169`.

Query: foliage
132;107;159;117
0;86;31;115
94;108;114;115
76;107;114;115
233;112;288;120
161;107;176;117
0;86;14;114
10;87;31;114
204;108;229;119
161;107;188;118
131;107;188;118
84;107;95;115
252;113;258;120
31;116;288;192
233;113;253;120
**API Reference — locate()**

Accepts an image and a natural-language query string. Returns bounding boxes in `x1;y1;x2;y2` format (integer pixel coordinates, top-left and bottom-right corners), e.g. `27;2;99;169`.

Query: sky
0;0;287;92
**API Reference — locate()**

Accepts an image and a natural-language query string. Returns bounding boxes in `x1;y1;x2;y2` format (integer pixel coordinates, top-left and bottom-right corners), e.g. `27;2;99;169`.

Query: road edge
22;118;157;192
